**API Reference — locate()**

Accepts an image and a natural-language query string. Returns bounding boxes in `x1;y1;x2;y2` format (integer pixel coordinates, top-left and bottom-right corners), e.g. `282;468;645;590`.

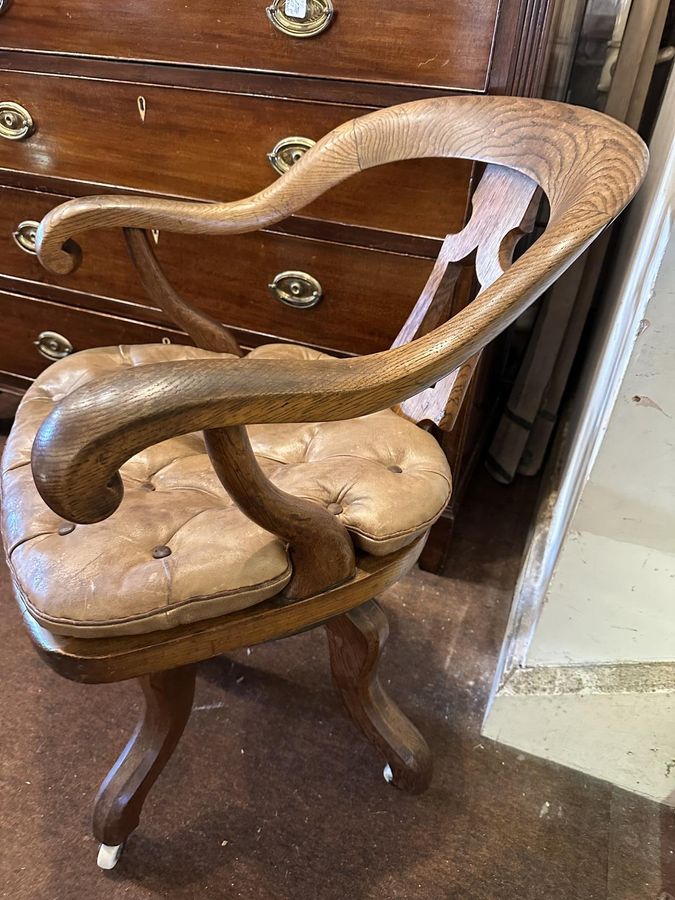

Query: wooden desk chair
0;97;646;869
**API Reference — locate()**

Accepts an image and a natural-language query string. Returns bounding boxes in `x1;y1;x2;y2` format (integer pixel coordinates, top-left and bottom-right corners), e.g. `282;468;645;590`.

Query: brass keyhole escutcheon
268;271;323;309
12;220;39;255
0;101;34;140
34;331;74;361
266;0;334;38
267;136;316;175
0;0;13;15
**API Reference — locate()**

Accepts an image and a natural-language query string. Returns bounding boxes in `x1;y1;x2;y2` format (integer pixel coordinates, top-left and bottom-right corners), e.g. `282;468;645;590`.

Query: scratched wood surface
0;0;501;91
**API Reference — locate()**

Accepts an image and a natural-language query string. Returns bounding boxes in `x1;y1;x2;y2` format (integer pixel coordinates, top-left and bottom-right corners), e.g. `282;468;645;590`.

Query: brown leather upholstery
1;343;452;638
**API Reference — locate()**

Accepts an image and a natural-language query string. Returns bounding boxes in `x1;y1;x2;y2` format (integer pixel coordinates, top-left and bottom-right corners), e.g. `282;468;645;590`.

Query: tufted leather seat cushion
1;343;452;638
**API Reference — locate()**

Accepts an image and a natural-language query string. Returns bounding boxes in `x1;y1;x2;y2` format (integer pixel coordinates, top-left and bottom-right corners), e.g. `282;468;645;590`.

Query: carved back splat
393;164;540;430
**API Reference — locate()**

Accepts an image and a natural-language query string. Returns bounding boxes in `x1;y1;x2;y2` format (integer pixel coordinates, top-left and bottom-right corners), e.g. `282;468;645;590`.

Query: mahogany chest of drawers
0;0;555;568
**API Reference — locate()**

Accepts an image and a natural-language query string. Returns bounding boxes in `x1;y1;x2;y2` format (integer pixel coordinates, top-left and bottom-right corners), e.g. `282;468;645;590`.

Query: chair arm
32;351;398;524
32;203;601;527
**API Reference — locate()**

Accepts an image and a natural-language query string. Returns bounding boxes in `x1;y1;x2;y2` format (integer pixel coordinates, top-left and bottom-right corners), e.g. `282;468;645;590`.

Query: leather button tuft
326;502;343;515
387;465;403;473
140;482;156;491
152;545;172;559
57;523;76;535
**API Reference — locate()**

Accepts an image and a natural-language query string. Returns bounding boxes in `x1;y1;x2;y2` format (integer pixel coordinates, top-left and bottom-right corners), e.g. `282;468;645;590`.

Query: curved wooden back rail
36;96;646;274
31;97;647;587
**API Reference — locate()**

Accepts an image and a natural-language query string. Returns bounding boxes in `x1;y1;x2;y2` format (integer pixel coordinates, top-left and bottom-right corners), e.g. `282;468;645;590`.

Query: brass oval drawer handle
266;0;334;38
267;136;316;175
34;331;74;361
268;271;323;308
0;101;34;141
12;220;39;254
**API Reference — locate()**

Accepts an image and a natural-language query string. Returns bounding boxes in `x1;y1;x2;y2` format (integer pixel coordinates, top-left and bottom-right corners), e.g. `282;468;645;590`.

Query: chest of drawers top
0;0;509;92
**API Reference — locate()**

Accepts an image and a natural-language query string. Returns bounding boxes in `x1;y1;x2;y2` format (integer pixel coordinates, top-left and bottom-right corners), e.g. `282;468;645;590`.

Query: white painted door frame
487;69;675;704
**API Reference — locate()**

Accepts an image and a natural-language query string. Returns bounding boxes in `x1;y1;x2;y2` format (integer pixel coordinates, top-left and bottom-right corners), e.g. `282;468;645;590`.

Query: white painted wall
527;237;675;667
484;235;675;804
483;73;675;805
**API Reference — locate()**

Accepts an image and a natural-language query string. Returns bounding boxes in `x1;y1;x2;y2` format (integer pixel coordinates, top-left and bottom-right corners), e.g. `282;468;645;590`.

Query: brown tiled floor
0;468;671;899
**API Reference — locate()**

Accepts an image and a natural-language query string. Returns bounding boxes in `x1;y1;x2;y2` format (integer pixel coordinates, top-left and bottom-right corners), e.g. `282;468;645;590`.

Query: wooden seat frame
15;96;645;855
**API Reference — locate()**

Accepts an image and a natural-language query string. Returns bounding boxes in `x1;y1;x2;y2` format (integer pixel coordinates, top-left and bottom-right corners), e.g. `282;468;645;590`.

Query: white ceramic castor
97;842;124;870
383;763;394;784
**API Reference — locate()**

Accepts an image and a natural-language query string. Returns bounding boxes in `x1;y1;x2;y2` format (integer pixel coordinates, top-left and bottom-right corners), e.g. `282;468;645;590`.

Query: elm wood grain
32;97;647;531
0;185;438;355
204;426;356;601
444;338;505;482
0;0;559;590
0;0;501;92
437;356;481;433
123;228;243;357
0;290;190;382
21;537;426;684
124;228;377;601
0;178;447;257
418;346;497;573
4;473;662;900
392;163;540;429
93;665;196;848
326;598;432;794
0;70;473;240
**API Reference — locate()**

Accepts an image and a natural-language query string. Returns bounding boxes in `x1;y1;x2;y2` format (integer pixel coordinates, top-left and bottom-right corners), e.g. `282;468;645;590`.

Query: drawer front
0;1;500;91
0;71;472;240
0;187;435;355
0;291;189;381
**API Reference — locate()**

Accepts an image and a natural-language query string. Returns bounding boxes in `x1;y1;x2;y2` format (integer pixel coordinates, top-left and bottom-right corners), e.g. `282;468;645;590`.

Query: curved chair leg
325;599;432;794
93;664;196;864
